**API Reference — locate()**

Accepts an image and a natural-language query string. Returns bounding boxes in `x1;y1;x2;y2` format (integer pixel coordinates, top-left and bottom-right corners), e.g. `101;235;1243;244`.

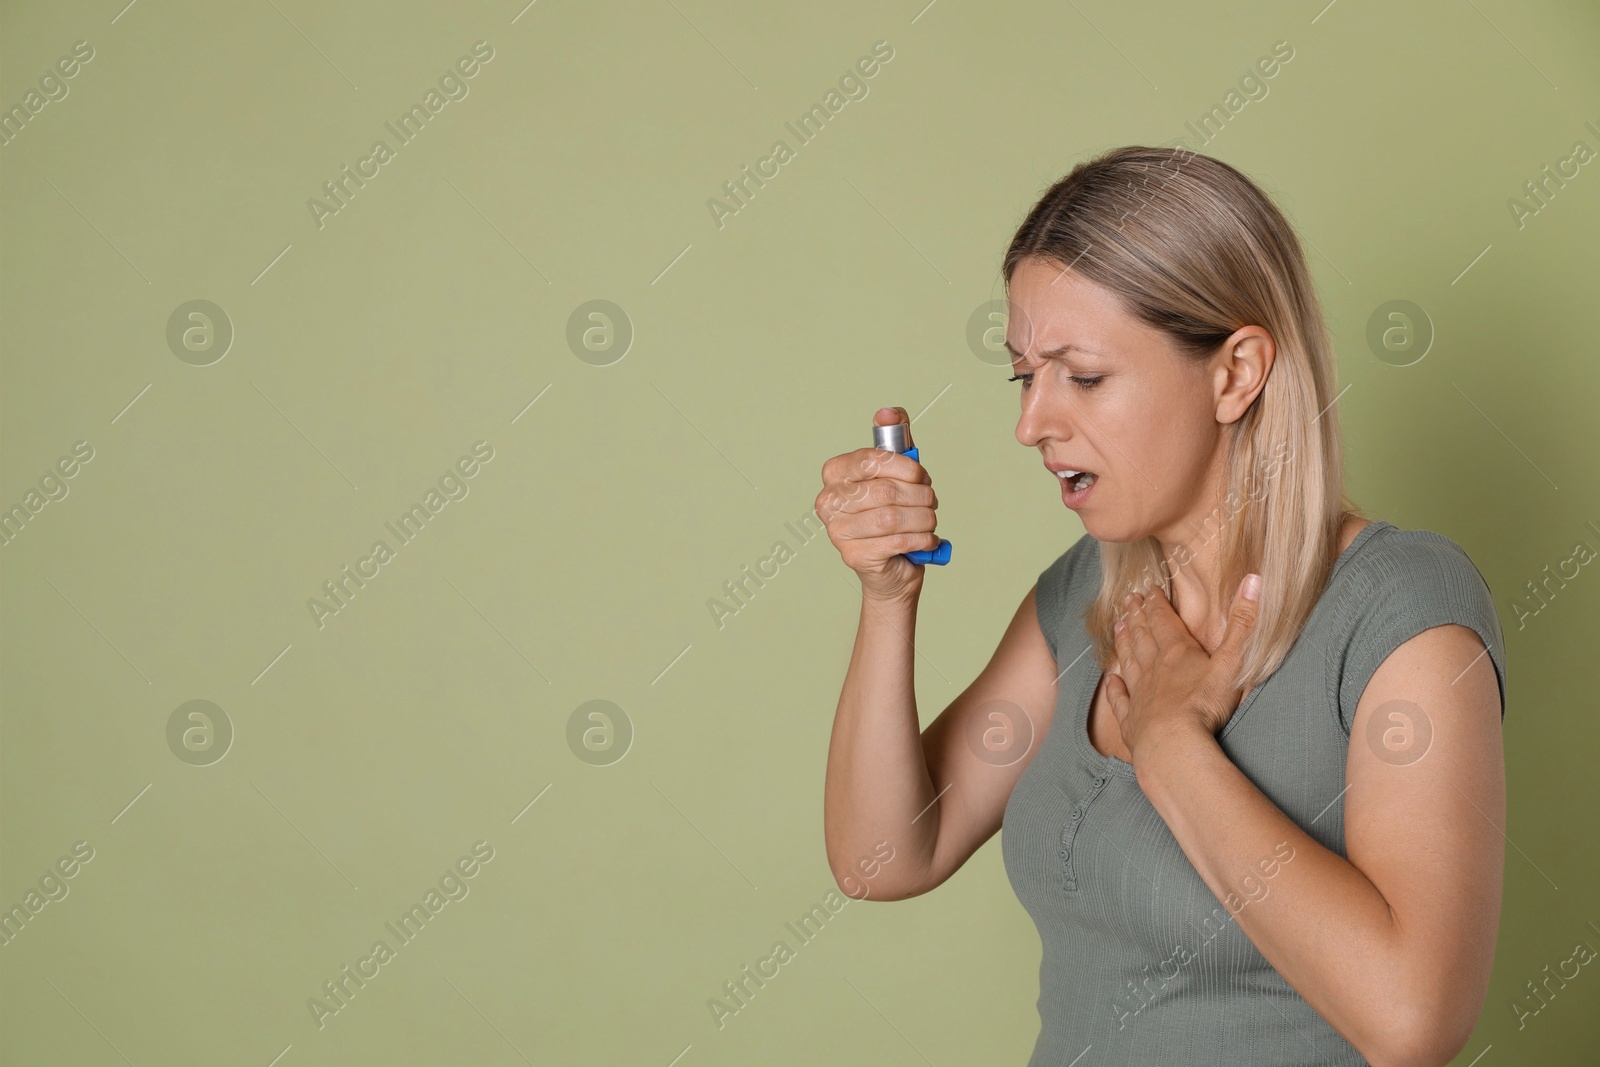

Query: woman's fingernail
1241;573;1261;601
1114;618;1125;633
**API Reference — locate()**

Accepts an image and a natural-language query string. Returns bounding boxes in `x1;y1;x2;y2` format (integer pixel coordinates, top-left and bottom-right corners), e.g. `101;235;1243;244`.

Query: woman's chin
1078;516;1112;541
1078;516;1141;544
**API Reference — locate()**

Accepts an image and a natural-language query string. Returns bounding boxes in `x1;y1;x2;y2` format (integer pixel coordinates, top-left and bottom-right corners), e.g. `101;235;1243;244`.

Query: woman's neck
1156;512;1367;653
1158;532;1229;653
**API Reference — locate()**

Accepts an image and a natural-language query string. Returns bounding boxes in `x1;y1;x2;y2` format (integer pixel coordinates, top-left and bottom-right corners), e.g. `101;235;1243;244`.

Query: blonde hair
1003;144;1362;695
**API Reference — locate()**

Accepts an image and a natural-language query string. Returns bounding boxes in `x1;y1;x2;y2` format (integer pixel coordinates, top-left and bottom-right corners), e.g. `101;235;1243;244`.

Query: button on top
1091;776;1105;789
1070;808;1082;820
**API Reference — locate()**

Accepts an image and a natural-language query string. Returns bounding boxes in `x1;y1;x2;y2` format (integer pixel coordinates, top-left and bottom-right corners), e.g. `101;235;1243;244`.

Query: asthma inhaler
872;421;952;566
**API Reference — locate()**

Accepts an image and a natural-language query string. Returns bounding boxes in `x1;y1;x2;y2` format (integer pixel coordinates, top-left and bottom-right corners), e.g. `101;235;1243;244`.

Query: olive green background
3;0;1598;1063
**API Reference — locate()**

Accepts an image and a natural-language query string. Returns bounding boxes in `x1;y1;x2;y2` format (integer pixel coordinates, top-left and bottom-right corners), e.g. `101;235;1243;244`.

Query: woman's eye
1008;372;1104;391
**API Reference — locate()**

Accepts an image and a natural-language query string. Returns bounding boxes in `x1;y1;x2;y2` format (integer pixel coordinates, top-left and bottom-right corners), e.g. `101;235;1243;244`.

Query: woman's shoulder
1033;532;1101;662
1323;519;1508;730
1038;530;1101;585
1330;520;1495;607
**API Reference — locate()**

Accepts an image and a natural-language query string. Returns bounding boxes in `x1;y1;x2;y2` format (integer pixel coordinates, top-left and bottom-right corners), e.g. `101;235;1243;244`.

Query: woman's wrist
1132;716;1221;794
861;584;922;614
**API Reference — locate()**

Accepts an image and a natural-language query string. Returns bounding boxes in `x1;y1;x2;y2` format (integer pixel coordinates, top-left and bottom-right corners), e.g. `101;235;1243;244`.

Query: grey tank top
1001;520;1508;1066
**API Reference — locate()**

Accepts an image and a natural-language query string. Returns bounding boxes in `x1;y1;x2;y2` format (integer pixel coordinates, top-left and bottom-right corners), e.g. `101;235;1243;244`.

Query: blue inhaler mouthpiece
873;421;952;566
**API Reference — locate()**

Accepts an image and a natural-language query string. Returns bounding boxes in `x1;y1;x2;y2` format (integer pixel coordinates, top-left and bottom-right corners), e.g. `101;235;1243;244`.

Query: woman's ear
1214;326;1275;425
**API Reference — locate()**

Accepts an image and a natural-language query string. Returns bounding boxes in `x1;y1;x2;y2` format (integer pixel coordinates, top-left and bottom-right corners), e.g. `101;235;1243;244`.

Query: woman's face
1007;257;1264;546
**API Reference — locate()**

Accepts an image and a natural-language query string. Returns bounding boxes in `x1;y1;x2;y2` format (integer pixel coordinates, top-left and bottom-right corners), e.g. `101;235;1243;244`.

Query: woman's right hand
816;407;943;604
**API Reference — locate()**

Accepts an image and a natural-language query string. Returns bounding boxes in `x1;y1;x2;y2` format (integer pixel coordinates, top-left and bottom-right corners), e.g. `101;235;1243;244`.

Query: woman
818;145;1507;1067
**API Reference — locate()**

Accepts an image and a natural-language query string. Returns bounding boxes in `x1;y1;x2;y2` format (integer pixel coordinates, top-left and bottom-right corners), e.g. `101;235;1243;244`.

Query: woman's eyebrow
1004;340;1104;363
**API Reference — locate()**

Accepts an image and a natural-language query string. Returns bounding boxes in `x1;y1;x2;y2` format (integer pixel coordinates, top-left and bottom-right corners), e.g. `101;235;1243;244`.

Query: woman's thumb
1104;671;1128;723
875;406;912;448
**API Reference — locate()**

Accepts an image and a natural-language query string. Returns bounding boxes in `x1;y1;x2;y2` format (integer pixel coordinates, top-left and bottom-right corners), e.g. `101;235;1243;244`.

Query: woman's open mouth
1056;468;1097;508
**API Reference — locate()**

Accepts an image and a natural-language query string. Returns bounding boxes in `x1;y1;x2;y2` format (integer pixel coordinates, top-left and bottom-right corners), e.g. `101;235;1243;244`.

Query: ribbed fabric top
1001;520;1507;1066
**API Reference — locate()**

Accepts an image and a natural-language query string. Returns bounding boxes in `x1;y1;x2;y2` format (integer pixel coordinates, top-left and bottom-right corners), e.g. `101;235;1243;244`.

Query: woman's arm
823;587;936;898
1134;621;1504;1067
823;584;1059;901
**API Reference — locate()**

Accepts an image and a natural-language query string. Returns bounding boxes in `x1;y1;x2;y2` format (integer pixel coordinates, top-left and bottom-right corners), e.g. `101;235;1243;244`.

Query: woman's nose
1015;381;1059;447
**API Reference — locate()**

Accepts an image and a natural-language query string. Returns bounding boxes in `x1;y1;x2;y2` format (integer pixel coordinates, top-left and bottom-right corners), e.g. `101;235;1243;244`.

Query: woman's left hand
1104;574;1262;765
